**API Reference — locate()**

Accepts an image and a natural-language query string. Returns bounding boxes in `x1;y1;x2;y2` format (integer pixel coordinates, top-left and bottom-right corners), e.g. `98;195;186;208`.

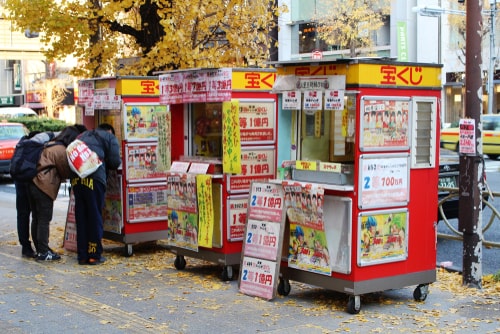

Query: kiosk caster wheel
221;265;234;281
174;255;186;270
277;278;291;296
413;284;429;301
124;244;133;257
347;295;361;314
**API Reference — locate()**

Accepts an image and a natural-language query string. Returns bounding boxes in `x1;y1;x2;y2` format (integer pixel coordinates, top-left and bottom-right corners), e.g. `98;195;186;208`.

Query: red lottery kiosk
157;68;277;280
267;58;442;313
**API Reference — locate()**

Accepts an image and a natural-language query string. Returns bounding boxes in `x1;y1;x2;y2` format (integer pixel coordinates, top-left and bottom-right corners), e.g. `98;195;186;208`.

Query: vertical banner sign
239;182;286;300
459;118;476;154
156;111;172;171
197;174;214;248
222;100;242;174
397;21;408;62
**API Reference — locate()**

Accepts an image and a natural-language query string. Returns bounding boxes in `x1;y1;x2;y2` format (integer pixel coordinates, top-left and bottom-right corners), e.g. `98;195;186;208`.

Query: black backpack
9;136;59;182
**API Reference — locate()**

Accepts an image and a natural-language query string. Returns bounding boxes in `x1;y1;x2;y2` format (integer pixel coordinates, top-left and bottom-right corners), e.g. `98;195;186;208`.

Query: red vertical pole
459;0;483;288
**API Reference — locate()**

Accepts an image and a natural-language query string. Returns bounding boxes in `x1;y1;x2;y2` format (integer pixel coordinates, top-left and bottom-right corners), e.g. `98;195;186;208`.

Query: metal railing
437;187;500;248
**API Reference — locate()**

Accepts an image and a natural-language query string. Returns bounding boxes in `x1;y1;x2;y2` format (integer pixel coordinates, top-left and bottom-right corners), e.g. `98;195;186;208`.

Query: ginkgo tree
313;0;390;58
4;0;284;78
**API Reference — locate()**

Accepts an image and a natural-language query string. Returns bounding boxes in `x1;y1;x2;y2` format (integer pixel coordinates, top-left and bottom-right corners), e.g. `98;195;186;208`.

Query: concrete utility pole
459;0;483;288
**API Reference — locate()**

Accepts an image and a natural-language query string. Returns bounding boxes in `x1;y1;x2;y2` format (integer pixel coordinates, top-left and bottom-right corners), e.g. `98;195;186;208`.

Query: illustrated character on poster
294;225;310;262
361;216;378;253
169;210;178;241
150;153;157;170
150;115;158;128
312;238;330;267
128;107;141;134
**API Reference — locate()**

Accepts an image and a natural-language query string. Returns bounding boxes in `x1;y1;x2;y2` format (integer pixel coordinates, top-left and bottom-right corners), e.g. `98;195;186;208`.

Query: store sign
324;89;344;111
0;96;15;105
303;90;322;112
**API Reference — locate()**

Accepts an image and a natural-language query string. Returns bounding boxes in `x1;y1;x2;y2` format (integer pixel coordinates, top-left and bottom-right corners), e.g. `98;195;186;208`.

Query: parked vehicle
0;107;38;119
438;148;460;221
441;114;500;160
0;121;29;174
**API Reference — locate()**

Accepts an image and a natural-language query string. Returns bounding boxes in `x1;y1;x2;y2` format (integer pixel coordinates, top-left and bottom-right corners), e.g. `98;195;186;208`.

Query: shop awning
271;75;297;93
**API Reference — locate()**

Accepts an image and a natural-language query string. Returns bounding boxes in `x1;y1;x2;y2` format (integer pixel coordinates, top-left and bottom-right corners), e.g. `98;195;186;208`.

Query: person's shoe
88;256;106;265
22;247;37;259
37;250;61;261
78;259;88;265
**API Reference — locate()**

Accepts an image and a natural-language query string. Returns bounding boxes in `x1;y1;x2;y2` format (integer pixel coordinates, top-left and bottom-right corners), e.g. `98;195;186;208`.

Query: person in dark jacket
28;126;84;261
71;123;121;265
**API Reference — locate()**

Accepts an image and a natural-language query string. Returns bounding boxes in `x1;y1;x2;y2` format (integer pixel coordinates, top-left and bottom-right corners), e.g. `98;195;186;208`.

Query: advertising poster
359;154;410;209
283;181;330;275
324;89;345;111
125;104;167;140
165;172;199;251
228;146;276;192
63;190;77;252
125;143;168;182
358;209;408;266
360;98;410;150
239;101;276;143
228;196;248;241
239;257;277;300
244;219;281;260
127;183;168;223
459;118;476;154
103;170;123;233
303;90;323;111
222;100;242;174
197;174;213;248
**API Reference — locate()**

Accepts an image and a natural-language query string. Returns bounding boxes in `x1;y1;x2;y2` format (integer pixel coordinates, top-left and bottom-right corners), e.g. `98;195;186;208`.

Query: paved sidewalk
0;195;499;333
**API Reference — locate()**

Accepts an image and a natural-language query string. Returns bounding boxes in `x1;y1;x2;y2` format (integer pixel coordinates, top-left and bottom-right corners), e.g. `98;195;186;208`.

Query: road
1;161;499;277
436;157;500;275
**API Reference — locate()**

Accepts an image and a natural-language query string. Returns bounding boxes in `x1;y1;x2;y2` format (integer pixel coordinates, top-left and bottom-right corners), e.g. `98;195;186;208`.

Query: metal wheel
413;284;429;301
174;255;186;270
124;244;133;257
221;265;233;281
347;295;361;314
277;278;291;296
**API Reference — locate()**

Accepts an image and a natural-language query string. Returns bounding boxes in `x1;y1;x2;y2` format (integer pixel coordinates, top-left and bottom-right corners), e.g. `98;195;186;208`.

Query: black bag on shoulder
10;137;58;182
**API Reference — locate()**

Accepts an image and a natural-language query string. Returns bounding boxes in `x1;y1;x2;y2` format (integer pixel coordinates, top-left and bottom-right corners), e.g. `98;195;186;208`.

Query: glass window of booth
190;102;223;157
298;94;356;163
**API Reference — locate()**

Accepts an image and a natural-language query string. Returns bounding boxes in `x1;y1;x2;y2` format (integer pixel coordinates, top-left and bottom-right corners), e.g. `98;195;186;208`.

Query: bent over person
71;123;121;265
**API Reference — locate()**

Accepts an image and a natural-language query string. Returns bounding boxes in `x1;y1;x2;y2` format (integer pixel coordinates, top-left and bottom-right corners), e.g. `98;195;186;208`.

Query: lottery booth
157;68;277;280
66;76;172;256
264;58;442;313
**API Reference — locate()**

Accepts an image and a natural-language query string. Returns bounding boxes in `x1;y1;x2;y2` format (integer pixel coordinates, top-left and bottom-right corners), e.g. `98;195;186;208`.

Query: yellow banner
222;100;242;174
277;62;441;88
197;175;214;248
116;78;159;96
231;70;276;91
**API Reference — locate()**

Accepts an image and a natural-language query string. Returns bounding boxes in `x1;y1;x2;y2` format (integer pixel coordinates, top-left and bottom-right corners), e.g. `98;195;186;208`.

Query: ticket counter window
191;102;223;157
299;94;356;163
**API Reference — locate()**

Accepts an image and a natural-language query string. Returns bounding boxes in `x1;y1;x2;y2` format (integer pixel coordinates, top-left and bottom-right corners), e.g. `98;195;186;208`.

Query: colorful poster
283;181;330;275
125;104;167;140
159;72;183;105
103;170;123;233
197;174;213;248
360;98;410;150
228;147;276;193
127;183;168;222
358;210;408;266
165;173;199;251
359;154;409;209
459;118;476;154
228;196;248;241
239;101;275;143
125;143;167;182
222;100;242;174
